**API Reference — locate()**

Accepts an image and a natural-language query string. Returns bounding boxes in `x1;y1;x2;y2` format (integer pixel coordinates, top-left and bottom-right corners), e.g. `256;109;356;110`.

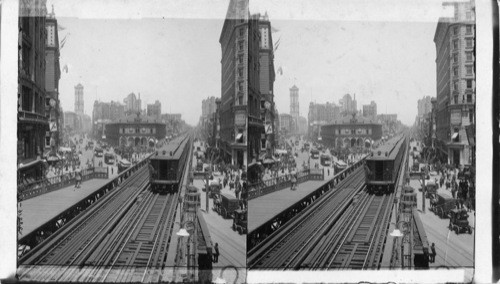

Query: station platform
192;178;246;284
409;176;474;269
248;179;326;232
19;178;112;238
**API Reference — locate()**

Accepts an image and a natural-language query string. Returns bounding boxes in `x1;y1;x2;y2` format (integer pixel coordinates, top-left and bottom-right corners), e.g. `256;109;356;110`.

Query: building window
466;79;473;89
238;81;243;91
453;26;458;35
467;94;472;103
453;39;458;50
466;25;472;34
238;55;243;64
466;65;473;75
239;28;244;37
466;11;471;20
466;51;473;61
465;38;473;48
453;81;458;91
454;95;458;104
453;53;458;63
22;87;32;112
238;68;243;77
453;67;458;76
238;41;244;51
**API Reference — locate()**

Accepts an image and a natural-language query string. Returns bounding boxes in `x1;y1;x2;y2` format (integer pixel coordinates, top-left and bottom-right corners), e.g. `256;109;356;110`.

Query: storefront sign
235;113;246;126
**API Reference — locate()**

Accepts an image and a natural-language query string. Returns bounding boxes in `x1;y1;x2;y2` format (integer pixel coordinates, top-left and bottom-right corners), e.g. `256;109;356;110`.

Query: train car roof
366;136;405;161
151;134;190;160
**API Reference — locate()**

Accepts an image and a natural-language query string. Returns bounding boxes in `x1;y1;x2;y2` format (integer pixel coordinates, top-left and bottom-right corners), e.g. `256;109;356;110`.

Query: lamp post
390;220;411;269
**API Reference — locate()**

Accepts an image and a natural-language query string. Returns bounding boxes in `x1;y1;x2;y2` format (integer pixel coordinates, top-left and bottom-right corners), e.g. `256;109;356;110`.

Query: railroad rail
248;166;366;269
18;134;194;282
18;166;151;280
249;135;409;270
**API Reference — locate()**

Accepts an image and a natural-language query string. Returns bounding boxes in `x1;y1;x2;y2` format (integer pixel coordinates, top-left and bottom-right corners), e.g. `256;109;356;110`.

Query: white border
0;0;493;282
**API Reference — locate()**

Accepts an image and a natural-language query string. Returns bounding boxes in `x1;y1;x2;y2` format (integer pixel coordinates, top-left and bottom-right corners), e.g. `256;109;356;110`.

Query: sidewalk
193;178;246;282
409;175;474;269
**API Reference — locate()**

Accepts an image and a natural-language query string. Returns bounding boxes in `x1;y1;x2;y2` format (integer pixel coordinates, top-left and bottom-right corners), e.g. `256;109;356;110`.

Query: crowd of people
430;165;475;212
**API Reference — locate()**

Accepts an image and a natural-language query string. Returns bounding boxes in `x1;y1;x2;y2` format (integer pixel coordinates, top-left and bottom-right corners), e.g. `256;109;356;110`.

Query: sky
48;0;452;126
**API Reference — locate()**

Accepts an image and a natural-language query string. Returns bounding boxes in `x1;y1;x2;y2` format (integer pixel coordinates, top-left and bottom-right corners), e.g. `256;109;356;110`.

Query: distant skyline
269;20;438;126
48;0;450;126
55;17;223;125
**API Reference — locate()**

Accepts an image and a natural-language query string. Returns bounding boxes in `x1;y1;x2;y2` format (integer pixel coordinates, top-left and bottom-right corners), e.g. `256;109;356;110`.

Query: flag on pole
277;66;283;75
60;33;69;49
273;36;281;52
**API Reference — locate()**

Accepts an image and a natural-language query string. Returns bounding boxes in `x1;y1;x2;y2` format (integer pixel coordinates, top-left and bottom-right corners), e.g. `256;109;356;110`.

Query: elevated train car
365;135;407;195
149;134;192;193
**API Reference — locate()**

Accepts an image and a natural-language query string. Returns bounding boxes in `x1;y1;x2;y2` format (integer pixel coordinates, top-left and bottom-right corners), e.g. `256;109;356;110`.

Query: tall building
308;101;341;139
258;12;276;155
298;116;308;135
124;92;142;114
279;113;293;133
362;101;377;120
147;100;162;120
18;1;48;182
74;83;84;115
219;0;261;168
45;6;61;150
290;85;299;132
201;96;217;119
92;100;125;138
417;96;432;118
434;0;475;166
339;93;357;115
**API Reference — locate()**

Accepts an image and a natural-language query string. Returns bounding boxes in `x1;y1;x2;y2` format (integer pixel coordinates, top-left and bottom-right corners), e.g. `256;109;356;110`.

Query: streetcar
365;135;407;195
94;147;104;157
149;134;192;193
104;153;115;165
118;159;131;173
334;160;348;173
320;154;331;167
310;149;320;159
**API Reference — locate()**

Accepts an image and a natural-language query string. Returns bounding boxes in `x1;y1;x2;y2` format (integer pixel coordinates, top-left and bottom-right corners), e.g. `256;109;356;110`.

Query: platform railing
18;153;154;251
18;167;110;201
247;157;367;200
247;168;324;200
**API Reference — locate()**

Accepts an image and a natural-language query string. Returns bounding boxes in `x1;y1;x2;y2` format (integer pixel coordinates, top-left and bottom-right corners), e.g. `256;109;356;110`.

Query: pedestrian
213;243;219;263
74;169;82;189
235;182;241;200
430;243;436;263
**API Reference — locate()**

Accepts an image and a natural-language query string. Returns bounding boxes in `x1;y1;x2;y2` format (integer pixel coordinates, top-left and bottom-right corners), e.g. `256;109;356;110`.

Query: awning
451;132;459;140
46;154;62;162
18;158;43;170
248;158;262;168
263;158;276;164
119;159;131;166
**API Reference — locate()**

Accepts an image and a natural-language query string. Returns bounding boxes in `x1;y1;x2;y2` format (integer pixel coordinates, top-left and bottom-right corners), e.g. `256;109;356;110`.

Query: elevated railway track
18;134;194;282
249;136;409;270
